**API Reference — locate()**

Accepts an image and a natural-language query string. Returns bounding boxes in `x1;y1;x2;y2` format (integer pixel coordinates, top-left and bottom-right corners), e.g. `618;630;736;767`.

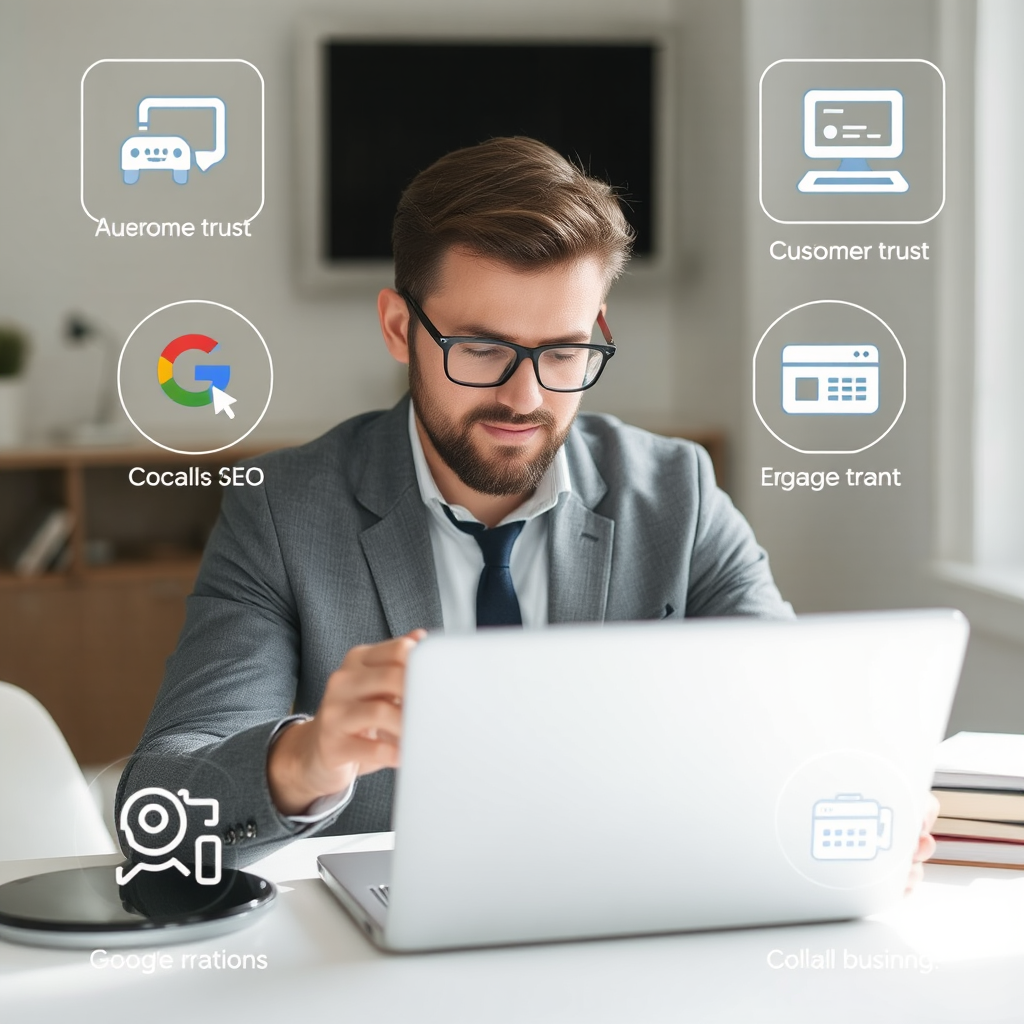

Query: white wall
3;0;1018;729
741;0;939;610
741;0;1024;733
0;0;745;449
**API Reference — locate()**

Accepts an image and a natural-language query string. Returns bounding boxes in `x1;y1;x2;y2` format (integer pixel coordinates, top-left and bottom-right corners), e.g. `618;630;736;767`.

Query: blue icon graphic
121;136;192;185
811;794;893;861
797;89;909;194
121;96;226;186
782;344;879;415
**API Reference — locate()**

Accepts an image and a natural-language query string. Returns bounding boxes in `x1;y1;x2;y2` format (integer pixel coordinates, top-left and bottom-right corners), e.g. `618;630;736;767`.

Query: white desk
0;834;1019;1024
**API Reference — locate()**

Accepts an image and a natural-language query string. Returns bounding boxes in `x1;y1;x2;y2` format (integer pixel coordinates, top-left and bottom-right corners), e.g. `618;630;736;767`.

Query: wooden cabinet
0;445;272;764
0;571;193;763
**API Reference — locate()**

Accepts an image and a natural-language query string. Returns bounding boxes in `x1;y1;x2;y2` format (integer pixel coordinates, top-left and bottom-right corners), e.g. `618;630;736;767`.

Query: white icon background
781;345;880;416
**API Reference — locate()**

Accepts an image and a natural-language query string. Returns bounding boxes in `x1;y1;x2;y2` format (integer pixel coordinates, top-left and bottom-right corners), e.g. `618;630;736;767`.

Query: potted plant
0;324;29;448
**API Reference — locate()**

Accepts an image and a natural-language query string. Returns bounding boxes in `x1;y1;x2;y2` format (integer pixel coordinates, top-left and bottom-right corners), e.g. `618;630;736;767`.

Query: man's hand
267;630;427;816
905;792;940;896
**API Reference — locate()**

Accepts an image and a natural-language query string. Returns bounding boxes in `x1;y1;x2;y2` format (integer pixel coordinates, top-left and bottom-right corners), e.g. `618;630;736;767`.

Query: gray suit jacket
118;397;792;865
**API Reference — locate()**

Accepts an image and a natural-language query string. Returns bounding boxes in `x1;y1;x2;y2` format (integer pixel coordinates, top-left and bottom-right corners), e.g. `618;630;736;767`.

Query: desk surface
0;833;1019;1024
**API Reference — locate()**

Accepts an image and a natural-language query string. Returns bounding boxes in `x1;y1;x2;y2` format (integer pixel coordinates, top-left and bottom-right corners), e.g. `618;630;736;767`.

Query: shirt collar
408;400;571;527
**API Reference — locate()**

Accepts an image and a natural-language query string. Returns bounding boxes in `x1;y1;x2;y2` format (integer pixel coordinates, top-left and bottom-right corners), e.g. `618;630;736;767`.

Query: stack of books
5;506;74;576
931;732;1024;869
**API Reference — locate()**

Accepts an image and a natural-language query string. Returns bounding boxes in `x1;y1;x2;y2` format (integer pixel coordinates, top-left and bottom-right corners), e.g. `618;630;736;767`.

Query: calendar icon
811;793;893;861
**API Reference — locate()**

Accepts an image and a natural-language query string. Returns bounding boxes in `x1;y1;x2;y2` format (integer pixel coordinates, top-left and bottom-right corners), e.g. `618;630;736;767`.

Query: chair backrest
0;681;116;861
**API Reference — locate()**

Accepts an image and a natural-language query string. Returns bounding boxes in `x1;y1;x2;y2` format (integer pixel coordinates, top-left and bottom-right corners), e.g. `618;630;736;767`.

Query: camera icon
116;787;222;886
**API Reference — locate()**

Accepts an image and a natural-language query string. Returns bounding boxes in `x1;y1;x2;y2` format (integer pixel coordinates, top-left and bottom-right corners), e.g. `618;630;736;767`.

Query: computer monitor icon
797;89;908;194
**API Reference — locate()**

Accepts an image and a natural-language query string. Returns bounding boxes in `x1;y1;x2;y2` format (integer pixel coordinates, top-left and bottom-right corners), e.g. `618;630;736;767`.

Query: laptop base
798;170;909;193
318;850;392;949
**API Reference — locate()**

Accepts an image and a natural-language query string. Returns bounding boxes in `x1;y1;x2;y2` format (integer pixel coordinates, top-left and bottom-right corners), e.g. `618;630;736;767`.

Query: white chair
0;681;117;861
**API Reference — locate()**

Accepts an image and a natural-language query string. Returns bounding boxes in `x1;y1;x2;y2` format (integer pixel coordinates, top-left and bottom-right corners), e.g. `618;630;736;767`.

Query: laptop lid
371;610;968;951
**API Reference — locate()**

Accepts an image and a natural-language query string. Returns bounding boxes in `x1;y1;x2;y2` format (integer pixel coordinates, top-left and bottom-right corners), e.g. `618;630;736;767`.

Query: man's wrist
267;718;324;816
267;716;360;817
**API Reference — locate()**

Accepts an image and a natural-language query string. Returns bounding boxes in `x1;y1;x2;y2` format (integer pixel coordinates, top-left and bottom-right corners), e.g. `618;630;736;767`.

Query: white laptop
318;609;968;952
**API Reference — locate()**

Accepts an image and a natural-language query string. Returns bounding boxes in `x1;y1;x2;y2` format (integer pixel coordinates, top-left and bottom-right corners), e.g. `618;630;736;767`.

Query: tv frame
292;14;678;294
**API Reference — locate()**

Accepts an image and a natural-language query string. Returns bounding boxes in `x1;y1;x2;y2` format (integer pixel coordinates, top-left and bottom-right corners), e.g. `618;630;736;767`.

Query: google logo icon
118;299;273;455
157;334;235;416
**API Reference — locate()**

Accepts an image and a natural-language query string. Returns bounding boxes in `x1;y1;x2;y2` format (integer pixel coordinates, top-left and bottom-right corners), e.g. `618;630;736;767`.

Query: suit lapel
548;427;615;624
360;488;443;635
547;496;615;623
355;397;444;635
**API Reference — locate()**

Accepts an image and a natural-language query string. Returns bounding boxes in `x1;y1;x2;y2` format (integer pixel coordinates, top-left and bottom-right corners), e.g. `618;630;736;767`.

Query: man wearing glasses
125;138;944;880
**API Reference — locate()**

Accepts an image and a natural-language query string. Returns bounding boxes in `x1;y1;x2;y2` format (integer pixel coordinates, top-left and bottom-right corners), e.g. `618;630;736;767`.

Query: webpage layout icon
811;794;893;861
797;89;909;194
781;344;879;415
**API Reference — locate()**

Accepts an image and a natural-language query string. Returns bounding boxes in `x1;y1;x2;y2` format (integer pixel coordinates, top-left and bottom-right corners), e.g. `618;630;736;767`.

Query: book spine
14;509;74;576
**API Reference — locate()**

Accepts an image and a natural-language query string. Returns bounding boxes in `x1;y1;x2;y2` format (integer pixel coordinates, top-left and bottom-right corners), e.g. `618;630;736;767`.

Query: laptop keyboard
370;884;389;908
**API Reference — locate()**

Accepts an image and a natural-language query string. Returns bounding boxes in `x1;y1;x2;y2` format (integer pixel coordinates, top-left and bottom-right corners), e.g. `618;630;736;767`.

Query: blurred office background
0;0;1020;777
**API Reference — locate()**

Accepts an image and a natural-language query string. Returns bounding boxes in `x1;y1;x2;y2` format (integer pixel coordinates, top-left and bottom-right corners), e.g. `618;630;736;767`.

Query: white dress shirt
282;402;572;823
407;401;572;632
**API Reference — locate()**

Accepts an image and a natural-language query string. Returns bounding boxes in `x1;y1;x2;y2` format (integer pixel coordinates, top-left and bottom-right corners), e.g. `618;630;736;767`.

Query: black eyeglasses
401;290;616;393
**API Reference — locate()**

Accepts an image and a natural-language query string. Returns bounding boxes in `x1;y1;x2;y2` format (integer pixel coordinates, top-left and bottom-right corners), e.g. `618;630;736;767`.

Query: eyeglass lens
447;343;606;390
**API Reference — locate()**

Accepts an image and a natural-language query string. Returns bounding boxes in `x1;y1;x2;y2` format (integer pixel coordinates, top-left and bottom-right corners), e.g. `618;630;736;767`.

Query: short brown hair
392;137;634;301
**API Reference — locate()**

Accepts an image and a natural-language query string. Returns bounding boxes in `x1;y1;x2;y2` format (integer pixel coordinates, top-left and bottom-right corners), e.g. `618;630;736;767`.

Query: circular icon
753;300;905;454
79;755;243;914
775;750;916;890
118;299;273;455
138;803;171;834
119;787;188;858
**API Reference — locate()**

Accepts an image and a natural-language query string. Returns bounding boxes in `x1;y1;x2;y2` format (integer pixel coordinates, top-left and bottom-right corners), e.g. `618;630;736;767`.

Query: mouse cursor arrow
210;386;237;419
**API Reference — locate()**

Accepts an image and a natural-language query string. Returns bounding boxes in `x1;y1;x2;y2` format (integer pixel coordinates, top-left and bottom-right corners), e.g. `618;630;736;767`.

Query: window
974;0;1024;572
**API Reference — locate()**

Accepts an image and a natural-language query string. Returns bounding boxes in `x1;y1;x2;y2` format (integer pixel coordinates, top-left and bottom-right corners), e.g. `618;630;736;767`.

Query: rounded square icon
81;60;264;229
759;59;945;224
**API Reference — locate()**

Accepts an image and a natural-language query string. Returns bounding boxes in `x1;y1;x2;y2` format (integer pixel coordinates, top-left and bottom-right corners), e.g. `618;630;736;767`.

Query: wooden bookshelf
0;443;279;763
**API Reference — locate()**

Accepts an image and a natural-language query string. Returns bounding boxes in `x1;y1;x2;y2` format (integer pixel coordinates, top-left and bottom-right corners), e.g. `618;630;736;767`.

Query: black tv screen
323;41;655;262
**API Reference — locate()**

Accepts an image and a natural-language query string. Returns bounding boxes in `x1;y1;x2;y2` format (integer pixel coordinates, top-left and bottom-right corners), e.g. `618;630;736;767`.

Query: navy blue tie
443;506;525;627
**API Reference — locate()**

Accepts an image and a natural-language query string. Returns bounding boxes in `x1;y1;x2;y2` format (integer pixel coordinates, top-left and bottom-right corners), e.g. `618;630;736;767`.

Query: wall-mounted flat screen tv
320;40;656;265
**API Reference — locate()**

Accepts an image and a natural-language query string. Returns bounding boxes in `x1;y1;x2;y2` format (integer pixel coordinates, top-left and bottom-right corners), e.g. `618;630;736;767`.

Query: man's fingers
347;663;406;696
324;664;405;703
904;861;925;896
293;632;423;804
344;736;400;772
916;832;937;863
359;632;426;667
340;631;427;671
908;793;940;867
336;698;403;739
313;699;402;767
